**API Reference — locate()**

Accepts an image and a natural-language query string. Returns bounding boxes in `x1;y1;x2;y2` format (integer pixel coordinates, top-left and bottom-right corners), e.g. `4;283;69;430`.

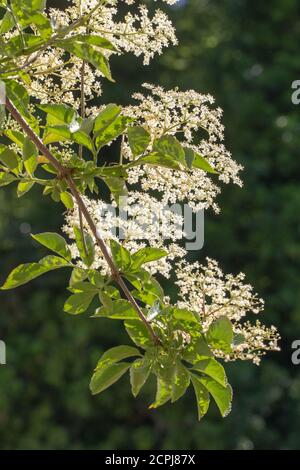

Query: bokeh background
1;0;300;449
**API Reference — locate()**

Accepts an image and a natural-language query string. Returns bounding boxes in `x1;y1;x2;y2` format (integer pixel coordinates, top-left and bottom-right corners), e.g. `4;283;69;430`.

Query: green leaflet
191;375;210;421
127;126;151;157
124;268;164;305
103;176;128;205
128;153;183;171
200;376;233;418
0;172;17;187
131;247;168;270
23;137;38;176
206;316;233;353
57;39;114;82
95;345;141;371
94;104;121;134
183;335;213;364
125;320;154;349
1;255;70;290
17;180;34;197
31;232;71;261
64;291;97;315
95;115;133;150
68;34;116;51
90;363;130;395
192;357;227;387
184;147;217;173
130;357;151;397
0;146;19;172
110;239;132;271
60;191;74;209
5;80;39;132
171;361;190;403
38;104;77;126
73;226;95;267
153;135;186;166
93;299;139;321
0;11;15;35
149;377;172;409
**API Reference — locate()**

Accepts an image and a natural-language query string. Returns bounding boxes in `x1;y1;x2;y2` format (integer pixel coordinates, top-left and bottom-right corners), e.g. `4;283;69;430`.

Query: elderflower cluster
175;258;280;364
10;1;178;106
63;192;187;277
125;84;243;212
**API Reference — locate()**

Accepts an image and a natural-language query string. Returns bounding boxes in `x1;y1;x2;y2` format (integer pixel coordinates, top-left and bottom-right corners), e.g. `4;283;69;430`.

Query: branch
5;97;160;345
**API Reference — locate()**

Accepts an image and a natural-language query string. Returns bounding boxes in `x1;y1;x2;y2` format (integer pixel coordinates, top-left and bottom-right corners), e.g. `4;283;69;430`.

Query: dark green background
1;0;300;449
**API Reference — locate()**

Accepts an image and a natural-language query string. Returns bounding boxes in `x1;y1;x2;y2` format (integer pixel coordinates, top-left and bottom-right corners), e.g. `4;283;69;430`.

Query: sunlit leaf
31;232;71;261
90;363;130;395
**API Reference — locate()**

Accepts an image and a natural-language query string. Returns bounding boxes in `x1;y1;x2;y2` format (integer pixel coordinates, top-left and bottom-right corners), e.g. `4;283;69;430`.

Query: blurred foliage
1;0;300;449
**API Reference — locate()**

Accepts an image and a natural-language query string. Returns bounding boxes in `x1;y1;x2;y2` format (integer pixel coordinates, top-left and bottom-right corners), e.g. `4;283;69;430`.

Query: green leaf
4;130;25;148
125;320;153;349
168;306;199;324
128;152;183;171
93;299;139;320
110;239;132;271
95;115;133;150
172;361;190;403
1;256;70;290
200;376;233;417
88;271;106;288
192;357;227;387
31;232;71;261
69;281;99;294
38;255;70;269
60;191;74;209
149;377;172;409
124;269;164;307
90;363;130;395
0;172;17;187
183;335;213;364
73;226;95;267
43;125;71;144
64;291;97;315
127;126;151;157
0;11;15;35
69;267;88;287
68;34;116;51
131;247;168;269
130;357;151;397
94;104;121;134
103;176;127;205
153;135;186;166
5;80;38;132
10;1;51;38
191;375;210;420
0;146;19;171
125;268;164;306
17;180;34;197
38;104;77;125
23;137;38;176
57;39;114;82
184;147;217;173
73;130;94;153
206;316;233;353
95;345;141;371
